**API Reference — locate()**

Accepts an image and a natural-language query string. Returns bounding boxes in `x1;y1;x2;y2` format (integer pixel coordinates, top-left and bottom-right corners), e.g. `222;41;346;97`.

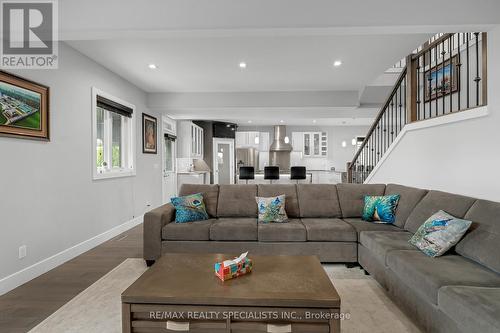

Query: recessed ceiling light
148;64;157;69
247;120;252;123
239;62;247;69
333;60;342;67
280;120;284;123
312;119;317;123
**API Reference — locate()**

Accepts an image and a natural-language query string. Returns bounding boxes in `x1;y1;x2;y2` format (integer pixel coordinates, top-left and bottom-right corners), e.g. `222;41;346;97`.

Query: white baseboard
0;215;144;296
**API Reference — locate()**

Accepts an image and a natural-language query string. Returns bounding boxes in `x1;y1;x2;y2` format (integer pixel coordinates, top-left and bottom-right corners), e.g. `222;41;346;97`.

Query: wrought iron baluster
422;52;426;119
441;40;445;115
457;33;462;110
435;44;438;116
466;33;470;108
474;32;480;106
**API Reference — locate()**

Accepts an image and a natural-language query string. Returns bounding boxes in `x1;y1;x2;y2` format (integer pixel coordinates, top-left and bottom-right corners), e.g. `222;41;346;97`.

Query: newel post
405;55;418;123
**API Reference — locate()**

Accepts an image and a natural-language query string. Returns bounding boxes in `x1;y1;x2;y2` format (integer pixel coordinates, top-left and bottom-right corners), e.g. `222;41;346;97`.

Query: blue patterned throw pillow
171;193;209;223
256;195;288;223
409;210;472;257
362;194;400;223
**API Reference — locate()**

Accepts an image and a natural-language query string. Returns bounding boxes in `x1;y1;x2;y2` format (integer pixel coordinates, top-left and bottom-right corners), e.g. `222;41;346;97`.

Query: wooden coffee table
122;253;341;333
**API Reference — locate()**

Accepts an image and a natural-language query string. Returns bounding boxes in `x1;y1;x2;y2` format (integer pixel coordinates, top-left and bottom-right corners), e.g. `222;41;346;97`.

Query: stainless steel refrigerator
236;148;259;173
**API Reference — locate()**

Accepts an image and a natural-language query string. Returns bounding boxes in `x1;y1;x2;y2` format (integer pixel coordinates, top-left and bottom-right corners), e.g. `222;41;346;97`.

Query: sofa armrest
143;203;175;262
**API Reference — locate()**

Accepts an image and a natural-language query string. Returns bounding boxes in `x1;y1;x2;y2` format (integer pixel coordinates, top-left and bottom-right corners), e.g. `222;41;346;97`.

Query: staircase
348;32;488;183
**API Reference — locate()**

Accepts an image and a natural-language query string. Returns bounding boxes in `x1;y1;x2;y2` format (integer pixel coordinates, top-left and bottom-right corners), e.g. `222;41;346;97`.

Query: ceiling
68;34;427;93
61;0;500;125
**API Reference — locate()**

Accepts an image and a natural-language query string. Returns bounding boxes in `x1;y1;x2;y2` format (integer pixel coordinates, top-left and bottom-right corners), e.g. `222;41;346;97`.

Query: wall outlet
18;245;27;259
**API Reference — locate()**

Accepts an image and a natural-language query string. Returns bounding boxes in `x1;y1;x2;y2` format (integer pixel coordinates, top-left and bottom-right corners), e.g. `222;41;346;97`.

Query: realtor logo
1;0;58;68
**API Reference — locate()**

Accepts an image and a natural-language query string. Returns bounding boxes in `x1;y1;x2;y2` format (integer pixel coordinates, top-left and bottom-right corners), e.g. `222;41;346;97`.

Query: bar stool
239;166;255;184
290;166;307;184
264;166;280;184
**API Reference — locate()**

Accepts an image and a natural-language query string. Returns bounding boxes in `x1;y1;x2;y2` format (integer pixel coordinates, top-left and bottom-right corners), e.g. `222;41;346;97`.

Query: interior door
162;133;177;203
213;138;235;184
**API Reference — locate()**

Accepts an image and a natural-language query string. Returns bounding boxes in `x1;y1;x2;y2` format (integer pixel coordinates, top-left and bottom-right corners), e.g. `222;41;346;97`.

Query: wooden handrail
349;67;407;169
411;33;453;59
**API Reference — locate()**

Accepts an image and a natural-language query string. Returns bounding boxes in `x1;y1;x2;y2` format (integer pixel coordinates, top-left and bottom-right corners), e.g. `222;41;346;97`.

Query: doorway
213;138;235;184
162;116;177;203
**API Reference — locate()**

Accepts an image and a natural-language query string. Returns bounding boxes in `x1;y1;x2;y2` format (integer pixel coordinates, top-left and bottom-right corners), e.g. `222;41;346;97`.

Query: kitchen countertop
177;171;210;175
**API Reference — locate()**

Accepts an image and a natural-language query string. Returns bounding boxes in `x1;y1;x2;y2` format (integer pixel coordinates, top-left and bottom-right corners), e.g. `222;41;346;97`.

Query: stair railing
348;32;487;183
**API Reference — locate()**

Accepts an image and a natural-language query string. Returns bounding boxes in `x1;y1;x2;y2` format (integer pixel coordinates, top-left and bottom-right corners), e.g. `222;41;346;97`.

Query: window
92;87;136;179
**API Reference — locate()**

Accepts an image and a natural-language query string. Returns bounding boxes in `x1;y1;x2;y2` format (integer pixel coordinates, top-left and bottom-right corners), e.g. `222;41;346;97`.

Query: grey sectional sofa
143;183;500;333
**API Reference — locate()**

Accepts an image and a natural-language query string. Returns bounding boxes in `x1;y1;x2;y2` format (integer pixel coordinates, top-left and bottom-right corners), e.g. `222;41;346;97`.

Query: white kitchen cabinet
235;132;247;148
235;131;262;149
177;121;204;159
293;132;327;157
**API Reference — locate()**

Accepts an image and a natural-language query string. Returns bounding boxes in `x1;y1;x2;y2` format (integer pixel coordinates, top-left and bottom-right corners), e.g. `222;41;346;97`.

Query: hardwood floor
0;224;143;333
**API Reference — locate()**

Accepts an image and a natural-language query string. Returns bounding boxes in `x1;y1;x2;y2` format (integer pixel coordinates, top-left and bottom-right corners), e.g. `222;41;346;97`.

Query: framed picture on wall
424;55;459;102
142;113;157;154
0;71;50;140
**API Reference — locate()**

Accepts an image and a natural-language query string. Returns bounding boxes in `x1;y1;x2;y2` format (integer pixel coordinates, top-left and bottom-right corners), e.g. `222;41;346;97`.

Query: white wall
238;125;369;172
0;43;162;288
367;26;500;202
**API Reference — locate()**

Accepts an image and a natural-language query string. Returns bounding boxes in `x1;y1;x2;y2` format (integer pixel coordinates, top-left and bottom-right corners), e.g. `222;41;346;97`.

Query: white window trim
91;87;136;180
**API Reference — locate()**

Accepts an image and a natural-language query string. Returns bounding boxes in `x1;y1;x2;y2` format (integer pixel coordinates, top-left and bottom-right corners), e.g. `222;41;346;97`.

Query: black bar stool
290;166;307;184
239;166;255;184
264;166;280;184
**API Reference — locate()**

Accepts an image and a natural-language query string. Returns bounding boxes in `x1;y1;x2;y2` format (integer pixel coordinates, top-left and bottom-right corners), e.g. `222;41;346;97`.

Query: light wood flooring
0;224;143;333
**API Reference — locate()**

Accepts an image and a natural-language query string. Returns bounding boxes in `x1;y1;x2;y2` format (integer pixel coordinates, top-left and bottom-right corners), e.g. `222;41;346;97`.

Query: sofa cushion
179;184;219;217
256;195;288;223
336;184;386;218
343;218;403;237
438;286;500;333
162;219;214;241
301;218;357;242
456;199;500;274
409;210;472;257
362;194;400;223
384;184;428;228
217;185;258;217
296;184;341;218
359;231;416;265
258;184;300;218
210;218;257;241
386;250;500;305
258;219;306;242
404;190;476;233
171;193;209;223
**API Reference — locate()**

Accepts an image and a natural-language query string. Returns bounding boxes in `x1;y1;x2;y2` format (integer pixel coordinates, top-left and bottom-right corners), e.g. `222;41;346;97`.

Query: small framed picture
424;55;460;102
0;71;50;140
142;113;157;154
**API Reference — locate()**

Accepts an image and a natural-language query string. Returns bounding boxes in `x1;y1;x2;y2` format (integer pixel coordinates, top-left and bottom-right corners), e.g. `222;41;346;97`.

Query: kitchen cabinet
178;121;204;159
292;132;327;157
235;131;267;149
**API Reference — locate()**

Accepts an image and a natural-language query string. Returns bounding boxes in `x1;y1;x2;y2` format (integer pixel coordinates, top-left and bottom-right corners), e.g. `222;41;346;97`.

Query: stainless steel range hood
269;125;292;152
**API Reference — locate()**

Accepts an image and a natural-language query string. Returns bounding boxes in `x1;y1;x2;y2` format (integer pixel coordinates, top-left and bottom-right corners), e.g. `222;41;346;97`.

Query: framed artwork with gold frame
0;71;49;140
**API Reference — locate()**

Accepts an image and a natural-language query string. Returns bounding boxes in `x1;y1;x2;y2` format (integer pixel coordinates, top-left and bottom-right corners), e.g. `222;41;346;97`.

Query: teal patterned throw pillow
362;194;400;223
171;193;209;223
409;210;472;257
256;195;288;223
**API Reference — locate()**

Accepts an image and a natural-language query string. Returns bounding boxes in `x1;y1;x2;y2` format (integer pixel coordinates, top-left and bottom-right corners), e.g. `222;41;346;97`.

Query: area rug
29;259;421;333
